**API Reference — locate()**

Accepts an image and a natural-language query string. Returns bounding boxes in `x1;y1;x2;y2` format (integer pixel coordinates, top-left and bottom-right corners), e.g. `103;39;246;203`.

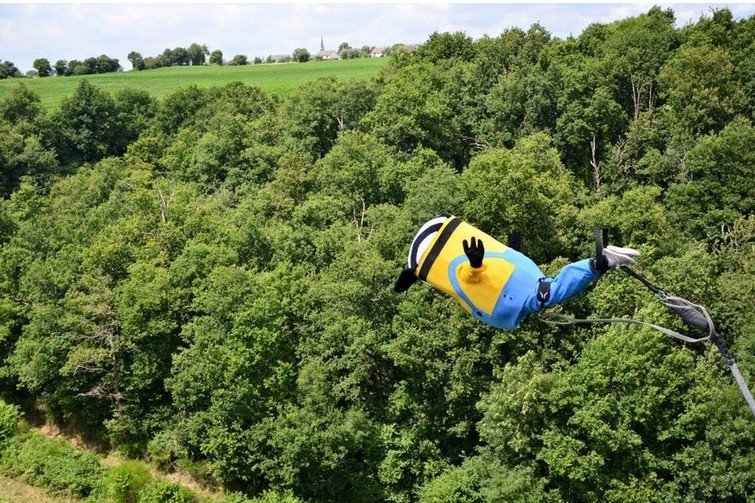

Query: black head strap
409;223;443;270
418;217;460;281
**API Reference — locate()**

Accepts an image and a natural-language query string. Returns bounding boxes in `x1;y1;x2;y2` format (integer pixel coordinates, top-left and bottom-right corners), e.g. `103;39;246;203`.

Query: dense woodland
0;7;754;502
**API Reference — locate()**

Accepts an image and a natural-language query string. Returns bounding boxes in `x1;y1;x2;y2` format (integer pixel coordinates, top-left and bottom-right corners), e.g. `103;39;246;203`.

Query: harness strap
537;279;551;310
594;226;603;261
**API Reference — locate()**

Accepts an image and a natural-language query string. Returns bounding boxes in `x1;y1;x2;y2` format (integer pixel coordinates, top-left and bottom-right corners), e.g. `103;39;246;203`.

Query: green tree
361;62;464;167
113;88;158;153
55;80;119;163
0;84;57;193
0;60;21;79
209;49;223;65
0;121;58;195
142;57;157;70
659;43;742;138
292;48;310;63
340;48;361;60
731;14;755;118
600;6;679;120
556;86;627;193
166;47;190;66
229;54;248;66
477;63;558;147
168;264;314;489
681;7;738;48
416;31;476;63
54;59;68;76
187;43;209;66
152;84;208;135
33;58;52;77
281;77;377;159
0;83;45;125
313;131;402;211
127;51;145;71
665;118;755;239
67;60;87;75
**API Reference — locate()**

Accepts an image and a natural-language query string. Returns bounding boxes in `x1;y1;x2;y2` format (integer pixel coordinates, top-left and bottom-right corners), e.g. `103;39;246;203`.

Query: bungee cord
538;228;755;418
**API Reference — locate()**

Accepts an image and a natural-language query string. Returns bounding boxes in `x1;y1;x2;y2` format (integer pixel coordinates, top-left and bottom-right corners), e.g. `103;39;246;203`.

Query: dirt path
0;474;78;503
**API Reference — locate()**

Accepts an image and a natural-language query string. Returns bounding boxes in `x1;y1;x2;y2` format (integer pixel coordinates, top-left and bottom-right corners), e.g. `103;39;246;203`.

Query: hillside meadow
0;58;389;110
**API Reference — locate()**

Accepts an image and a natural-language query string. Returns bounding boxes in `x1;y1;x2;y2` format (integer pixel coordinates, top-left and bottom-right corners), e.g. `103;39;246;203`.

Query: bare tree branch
590;134;602;197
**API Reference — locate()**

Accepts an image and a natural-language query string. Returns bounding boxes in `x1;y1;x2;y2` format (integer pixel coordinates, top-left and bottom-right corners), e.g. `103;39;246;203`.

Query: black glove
463;237;485;268
591;245;641;274
591;255;610;274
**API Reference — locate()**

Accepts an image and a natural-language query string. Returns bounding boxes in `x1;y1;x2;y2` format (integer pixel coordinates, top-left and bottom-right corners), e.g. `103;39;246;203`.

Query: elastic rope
619;266;665;295
659;294;716;340
538;311;711;344
556;265;717;343
564;261;755;417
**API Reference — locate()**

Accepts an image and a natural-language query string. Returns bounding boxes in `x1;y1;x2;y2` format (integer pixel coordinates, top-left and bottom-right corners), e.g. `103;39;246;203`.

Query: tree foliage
229;55;249;66
0;7;754;502
33;58;52;78
128;51;145;71
0;61;22;79
210;50;224;65
292;48;310;63
58;54;120;76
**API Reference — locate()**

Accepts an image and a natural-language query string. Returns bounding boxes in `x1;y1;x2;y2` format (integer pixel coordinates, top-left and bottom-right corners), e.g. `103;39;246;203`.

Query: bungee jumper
393;215;639;330
394;216;755;417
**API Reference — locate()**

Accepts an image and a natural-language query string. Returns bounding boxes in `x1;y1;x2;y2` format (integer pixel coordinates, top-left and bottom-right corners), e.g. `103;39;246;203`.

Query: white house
316;50;339;60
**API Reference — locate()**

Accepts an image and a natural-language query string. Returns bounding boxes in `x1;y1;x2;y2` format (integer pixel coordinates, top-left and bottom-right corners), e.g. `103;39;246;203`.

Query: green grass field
0;58;389;111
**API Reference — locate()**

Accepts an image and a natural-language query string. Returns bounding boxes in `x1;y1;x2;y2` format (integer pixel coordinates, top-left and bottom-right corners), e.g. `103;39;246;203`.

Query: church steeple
320;36;324;51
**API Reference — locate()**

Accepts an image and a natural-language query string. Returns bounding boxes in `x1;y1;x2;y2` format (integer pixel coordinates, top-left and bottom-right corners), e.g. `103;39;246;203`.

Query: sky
1;3;754;73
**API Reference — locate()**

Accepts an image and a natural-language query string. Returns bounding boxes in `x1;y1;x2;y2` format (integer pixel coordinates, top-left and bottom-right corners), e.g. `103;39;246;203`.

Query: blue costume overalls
476;251;598;330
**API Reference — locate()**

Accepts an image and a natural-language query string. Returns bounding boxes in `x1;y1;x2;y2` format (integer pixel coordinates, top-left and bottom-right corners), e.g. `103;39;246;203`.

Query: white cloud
0;3;753;72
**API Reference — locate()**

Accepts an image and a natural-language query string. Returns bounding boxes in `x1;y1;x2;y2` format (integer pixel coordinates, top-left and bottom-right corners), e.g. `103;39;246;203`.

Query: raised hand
463;236;485;268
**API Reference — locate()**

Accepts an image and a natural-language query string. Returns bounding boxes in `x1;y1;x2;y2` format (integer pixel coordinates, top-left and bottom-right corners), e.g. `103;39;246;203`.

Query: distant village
3;39;419;78
264;38;419;64
315;38;418;59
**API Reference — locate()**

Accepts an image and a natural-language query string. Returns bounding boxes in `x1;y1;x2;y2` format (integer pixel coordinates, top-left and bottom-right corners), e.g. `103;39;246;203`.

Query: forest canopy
0;6;754;502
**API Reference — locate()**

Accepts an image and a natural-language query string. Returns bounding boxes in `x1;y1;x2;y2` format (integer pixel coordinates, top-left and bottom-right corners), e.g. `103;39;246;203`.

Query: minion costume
394;216;639;330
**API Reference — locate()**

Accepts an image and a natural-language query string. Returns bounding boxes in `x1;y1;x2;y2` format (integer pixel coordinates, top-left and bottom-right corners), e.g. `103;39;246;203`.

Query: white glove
603;245;640;267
